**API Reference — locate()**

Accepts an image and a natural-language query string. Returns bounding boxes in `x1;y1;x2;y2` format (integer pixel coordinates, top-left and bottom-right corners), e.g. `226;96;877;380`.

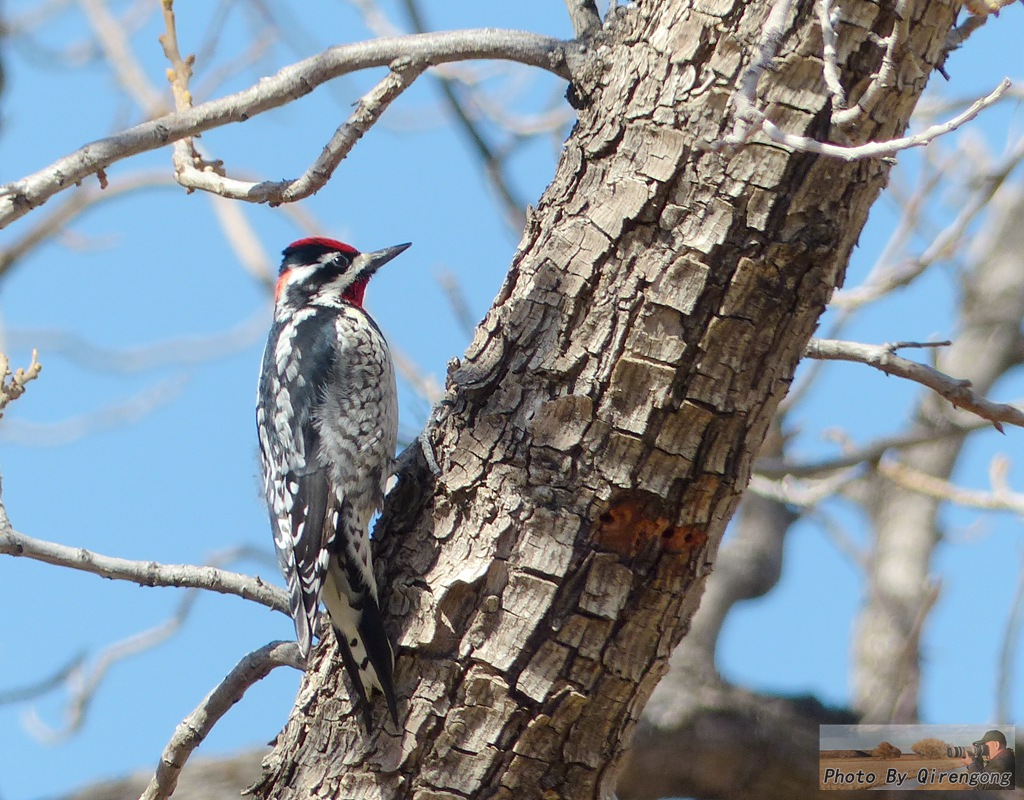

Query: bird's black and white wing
257;312;337;658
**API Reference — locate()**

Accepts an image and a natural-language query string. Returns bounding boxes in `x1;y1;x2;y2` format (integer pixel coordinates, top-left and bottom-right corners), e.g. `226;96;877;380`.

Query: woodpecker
256;236;409;726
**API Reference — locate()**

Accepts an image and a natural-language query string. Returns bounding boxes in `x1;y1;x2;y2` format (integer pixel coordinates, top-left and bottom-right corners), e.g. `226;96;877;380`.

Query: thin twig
172;63;428;204
4;310;265;374
814;0;846;110
401;0;530;231
832;0;910;127
78;0;166;116
140;641;303;800
0;351;43;418
467;91;574;138
207;196;276;288
806;338;1024;431
26;592;203;743
828;147;948;315
747;468;859;507
755;417;996;479
159;0;195;112
756;79;1011;160
160;0;208;188
885;339;952;351
0;528;289;613
436;267;477;338
878;457;1024;514
723;0;796;147
0;171;176;281
0;375;189;446
391;346;444;411
835;126;1024;309
20;545;280;740
0;651;86;705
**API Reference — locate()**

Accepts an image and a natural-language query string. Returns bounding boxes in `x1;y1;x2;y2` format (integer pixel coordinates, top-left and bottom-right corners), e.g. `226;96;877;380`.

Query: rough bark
616;425;827;800
617;191;1024;798
251;0;961;797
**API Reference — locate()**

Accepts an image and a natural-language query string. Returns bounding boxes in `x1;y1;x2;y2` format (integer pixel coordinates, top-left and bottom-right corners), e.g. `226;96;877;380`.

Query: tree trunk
252;0;960;797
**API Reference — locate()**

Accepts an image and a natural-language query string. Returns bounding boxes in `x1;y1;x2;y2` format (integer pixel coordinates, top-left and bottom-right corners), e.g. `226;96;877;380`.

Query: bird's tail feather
322;566;397;726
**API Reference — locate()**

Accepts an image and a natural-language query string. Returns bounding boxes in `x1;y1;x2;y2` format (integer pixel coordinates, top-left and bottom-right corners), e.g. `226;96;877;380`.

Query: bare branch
207;196;276;288
998;553;1024;722
755;418;995;478
755;79;1011;159
159;0;208;190
0;351;43;418
0;651;86;705
0;28;577;229
722;6;1006;158
831;0;910;127
391;346;444;409
4;310;266;374
172;63;427;204
348;0;408;39
878;456;1024;514
835;133;1024;311
10;481;277;746
747;468;859;507
141;641;303;800
723;0;797;146
466;90;575;138
159;0;194;112
27;591;203;743
814;0;846;109
806;337;1024;431
79;0;167;116
0;374;189;446
0;171;177;282
19;545;280;741
0;528;288;613
401;0;531;230
564;0;602;38
827;147;950;314
436;267;477;338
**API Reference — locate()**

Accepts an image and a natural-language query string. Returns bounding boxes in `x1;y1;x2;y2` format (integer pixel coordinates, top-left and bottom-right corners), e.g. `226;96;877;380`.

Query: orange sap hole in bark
593;492;707;559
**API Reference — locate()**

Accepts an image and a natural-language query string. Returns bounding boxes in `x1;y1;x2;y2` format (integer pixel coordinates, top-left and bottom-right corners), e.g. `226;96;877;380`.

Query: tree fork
253;0;961;797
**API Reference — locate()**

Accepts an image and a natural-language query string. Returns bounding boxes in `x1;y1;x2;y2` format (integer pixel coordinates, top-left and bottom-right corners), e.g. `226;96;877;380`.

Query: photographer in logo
950;730;1015;786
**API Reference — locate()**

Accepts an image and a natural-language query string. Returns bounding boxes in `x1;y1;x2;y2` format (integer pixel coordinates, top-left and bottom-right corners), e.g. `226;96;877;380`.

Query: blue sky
0;2;1022;799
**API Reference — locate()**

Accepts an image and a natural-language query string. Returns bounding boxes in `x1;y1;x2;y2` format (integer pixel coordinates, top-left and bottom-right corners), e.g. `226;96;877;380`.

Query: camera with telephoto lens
947;741;986;762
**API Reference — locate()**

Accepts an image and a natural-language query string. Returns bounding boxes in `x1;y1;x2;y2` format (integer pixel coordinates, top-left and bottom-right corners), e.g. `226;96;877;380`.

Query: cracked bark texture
252;0;961;797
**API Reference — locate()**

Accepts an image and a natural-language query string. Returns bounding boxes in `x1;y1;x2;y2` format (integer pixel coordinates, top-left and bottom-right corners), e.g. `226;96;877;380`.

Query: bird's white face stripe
276;264;318;297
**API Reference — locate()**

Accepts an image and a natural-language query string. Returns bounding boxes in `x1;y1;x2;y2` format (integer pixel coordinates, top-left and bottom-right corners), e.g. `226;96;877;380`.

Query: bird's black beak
353;242;411;281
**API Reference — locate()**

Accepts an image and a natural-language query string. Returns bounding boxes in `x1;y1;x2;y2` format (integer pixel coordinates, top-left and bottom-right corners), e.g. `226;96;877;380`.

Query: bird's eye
318;251;350;269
